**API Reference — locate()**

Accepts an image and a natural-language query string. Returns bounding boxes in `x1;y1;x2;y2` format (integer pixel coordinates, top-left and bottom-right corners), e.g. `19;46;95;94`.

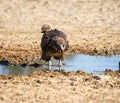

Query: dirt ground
0;70;120;103
0;0;120;64
0;0;120;103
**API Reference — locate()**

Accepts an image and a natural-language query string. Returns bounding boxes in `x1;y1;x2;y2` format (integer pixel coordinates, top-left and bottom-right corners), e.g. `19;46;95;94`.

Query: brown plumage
40;24;69;71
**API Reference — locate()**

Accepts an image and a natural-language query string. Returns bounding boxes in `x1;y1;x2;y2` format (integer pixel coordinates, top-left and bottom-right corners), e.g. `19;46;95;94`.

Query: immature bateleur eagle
40;24;69;71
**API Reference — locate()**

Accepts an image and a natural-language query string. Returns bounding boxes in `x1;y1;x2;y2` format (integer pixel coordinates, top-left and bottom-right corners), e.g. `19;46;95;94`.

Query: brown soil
0;0;120;64
0;70;120;103
0;0;120;103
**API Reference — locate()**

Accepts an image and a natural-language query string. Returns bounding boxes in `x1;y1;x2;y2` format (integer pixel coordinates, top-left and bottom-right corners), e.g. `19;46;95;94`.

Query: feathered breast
41;29;69;52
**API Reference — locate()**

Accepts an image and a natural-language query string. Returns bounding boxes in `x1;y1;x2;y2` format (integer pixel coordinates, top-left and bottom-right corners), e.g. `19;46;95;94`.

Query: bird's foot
48;60;52;71
59;59;62;71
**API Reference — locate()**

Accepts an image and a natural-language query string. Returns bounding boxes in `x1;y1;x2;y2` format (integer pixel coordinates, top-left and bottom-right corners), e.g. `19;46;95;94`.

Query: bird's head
41;24;52;33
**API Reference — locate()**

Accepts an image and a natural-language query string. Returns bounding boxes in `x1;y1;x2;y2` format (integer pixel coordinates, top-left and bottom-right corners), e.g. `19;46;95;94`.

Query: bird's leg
59;59;62;71
48;60;52;70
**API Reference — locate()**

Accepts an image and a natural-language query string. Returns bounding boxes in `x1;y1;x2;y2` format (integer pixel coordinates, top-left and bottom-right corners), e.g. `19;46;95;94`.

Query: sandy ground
0;0;120;64
0;70;120;103
0;0;120;103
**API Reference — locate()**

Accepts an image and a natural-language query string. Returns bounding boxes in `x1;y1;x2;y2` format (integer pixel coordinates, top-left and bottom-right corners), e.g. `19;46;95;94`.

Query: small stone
93;76;101;80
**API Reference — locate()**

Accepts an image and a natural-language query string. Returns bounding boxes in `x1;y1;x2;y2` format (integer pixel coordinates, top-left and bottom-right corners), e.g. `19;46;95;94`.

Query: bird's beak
56;44;65;52
59;45;65;51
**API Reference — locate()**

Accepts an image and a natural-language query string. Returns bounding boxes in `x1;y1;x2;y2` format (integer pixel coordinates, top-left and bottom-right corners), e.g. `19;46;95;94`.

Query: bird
40;24;69;71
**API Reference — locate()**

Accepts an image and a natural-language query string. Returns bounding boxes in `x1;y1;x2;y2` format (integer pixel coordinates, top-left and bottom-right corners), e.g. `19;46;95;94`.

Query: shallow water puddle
0;54;120;75
64;54;120;73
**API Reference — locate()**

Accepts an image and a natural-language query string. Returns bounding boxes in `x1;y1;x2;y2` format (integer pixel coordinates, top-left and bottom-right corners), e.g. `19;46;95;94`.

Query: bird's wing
41;33;50;50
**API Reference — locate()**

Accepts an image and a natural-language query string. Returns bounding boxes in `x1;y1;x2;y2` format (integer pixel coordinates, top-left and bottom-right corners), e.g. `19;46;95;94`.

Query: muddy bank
0;0;120;103
0;0;120;64
0;31;120;64
0;70;120;103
